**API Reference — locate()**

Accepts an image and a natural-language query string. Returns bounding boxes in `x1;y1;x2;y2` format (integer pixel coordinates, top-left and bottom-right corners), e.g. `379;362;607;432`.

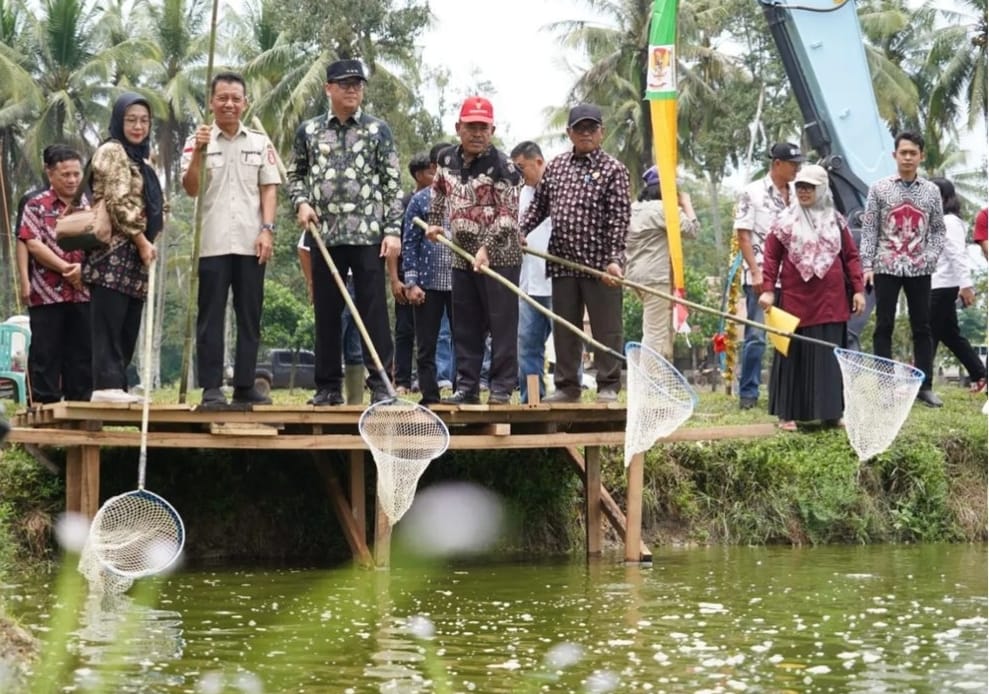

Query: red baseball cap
459;96;494;124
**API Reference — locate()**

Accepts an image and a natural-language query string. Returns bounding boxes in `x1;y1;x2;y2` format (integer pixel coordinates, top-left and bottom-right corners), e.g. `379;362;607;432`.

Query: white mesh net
359;399;450;526
624;342;697;467
78;489;185;593
834;348;924;461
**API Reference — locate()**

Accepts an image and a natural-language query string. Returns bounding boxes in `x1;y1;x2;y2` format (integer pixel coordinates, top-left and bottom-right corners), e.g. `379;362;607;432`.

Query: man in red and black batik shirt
17;145;93;403
427;96;522;405
520;103;631;403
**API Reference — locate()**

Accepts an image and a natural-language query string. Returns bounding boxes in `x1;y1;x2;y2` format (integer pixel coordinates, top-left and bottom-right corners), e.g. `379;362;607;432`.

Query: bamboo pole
177;0;221;403
0;140;22;315
524;247;840;350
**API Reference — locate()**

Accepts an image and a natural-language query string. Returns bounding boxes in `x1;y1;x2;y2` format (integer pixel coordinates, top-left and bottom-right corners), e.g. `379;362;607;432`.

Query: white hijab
772;168;841;282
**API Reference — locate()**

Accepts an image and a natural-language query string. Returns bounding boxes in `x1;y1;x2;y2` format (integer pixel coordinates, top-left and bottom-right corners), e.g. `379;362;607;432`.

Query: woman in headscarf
929;177;987;393
759;164;865;430
85;92;164;403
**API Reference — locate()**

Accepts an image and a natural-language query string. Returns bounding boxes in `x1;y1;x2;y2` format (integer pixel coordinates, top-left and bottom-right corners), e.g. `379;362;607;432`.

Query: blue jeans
518;295;552;402
739;284;766;401
341;285;363;366
436;308;454;384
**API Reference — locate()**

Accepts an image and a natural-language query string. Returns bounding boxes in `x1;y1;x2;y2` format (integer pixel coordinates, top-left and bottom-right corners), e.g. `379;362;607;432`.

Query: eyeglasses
570;121;601;134
123;117;151;126
334;79;365;92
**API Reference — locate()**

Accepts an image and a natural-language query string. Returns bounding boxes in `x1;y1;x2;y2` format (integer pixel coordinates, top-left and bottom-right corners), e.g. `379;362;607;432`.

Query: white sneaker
90;388;144;404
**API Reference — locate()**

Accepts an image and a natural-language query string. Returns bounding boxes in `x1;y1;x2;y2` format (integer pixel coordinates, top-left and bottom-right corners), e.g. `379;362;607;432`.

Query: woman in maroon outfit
759;164;866;430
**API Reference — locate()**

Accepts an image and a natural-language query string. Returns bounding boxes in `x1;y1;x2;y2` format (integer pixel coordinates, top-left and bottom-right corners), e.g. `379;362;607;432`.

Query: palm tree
0;0;115;165
926;0;987;131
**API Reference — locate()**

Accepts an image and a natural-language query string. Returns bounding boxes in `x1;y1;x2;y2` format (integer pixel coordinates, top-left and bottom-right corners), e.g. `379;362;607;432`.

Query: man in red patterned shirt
17;145;93;403
426;96;523;405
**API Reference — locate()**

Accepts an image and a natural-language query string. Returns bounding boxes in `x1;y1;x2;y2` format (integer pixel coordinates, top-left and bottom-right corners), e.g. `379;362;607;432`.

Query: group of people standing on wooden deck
13;58;986;422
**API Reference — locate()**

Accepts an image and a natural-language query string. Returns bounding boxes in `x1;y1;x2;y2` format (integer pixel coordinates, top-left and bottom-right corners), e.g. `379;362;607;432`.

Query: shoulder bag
55;158;111;252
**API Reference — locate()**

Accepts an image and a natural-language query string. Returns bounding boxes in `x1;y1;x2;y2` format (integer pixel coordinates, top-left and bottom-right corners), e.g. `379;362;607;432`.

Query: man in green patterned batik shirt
288;58;404;406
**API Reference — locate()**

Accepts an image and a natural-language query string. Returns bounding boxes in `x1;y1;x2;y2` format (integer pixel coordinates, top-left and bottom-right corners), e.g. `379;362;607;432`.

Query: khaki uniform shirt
181;123;281;258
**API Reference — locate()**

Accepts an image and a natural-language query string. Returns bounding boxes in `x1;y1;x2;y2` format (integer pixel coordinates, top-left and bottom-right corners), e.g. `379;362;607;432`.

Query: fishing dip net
78;489;185;594
359;399;450;525
624;342;697;467
834;347;924;461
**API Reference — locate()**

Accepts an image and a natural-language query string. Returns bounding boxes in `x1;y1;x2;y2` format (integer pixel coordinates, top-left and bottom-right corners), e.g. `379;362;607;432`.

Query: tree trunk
706;172;722;249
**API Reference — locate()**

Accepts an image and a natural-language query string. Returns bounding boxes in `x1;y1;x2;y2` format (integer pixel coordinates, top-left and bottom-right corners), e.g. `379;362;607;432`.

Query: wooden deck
5;400;776;567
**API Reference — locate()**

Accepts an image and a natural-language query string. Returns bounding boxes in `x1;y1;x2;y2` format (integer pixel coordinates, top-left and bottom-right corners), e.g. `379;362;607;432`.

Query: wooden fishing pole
177;0;221;403
411;217;626;362
523;247;840;350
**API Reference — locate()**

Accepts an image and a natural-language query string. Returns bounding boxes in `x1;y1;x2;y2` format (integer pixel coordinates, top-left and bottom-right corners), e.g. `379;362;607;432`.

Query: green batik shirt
287;108;403;246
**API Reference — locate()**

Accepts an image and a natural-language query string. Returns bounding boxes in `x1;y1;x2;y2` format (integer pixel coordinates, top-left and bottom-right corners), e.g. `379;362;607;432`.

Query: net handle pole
523;247;838;350
251;117;396;398
138;255;156;490
411;217;625;362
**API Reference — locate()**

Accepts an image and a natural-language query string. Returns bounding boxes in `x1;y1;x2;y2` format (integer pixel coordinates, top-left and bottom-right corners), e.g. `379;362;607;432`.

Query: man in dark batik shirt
426;96;522;405
288;58;403;406
519;103;630;403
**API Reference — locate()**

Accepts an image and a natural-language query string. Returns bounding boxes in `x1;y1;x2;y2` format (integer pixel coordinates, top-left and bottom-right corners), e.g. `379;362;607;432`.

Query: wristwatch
260;223;275;233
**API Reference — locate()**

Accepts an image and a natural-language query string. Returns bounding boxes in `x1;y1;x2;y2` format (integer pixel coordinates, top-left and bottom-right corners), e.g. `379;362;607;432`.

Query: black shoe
739;397;758;410
543;389;580;404
916;389;943;408
198;387;229;411
309;389;344;406
232;386;273;406
487;391;511;405
371;388;395;404
442;391;481;405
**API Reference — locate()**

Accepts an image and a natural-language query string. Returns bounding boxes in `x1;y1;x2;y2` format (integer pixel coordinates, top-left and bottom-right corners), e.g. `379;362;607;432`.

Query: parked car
253;348;316;395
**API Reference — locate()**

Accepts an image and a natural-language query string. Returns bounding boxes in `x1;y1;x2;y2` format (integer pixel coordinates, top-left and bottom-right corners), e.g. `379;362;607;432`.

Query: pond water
2;544;986;692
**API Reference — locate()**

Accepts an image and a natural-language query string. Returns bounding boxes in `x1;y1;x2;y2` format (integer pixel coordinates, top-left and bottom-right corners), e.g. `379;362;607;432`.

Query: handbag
55;198;111;251
55;156;111;252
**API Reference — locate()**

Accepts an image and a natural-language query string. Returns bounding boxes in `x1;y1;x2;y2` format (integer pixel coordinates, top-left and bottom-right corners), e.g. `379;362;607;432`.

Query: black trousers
312;243;393;392
451;266;519;396
930;286;987;382
873;273;934;389
414;289;453;403
394;301;415;388
196;254;266;390
90;284;144;390
551;276;623;394
28;301;92;403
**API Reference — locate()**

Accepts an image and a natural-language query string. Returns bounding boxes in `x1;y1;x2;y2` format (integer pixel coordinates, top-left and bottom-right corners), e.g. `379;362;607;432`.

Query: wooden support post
585;445;602;556
562;447;651;560
373;497;391;568
313;452;373;568
526;375;540;407
348;449;366;544
65;447;81;514
624;452;645;563
79;442;101;518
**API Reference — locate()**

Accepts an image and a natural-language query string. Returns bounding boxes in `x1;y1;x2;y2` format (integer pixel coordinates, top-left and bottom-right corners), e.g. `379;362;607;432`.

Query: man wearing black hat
287;58;403;405
519;103;631;403
732;141;803;410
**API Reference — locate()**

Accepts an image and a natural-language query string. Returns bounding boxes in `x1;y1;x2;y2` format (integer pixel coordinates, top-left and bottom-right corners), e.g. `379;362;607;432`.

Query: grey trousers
551;276;623;394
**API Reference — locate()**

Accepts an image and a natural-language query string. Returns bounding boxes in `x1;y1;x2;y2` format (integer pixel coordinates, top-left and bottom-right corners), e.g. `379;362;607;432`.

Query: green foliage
261;281;314;351
622;292;642;344
0;446;64;571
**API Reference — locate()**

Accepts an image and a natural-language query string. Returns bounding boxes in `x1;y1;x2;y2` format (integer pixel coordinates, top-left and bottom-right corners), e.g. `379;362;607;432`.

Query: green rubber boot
344;365;366;405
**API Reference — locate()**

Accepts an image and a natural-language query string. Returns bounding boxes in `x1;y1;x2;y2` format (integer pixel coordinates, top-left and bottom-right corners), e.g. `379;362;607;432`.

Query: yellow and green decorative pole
646;0;686;335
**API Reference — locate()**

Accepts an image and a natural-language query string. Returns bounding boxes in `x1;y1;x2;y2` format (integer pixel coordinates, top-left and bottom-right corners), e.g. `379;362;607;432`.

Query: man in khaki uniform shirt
181;71;281;409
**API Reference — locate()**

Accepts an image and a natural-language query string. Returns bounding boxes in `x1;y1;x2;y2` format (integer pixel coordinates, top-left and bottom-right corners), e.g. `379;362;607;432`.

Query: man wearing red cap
426;96;522;405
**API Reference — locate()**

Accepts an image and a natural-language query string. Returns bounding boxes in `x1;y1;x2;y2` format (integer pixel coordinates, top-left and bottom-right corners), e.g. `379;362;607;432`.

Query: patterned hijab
772;164;840;282
107;92;164;241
